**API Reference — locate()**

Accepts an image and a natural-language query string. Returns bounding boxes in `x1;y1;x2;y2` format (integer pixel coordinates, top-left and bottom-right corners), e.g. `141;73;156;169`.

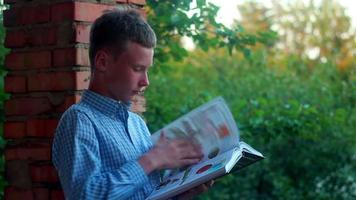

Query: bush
144;48;356;199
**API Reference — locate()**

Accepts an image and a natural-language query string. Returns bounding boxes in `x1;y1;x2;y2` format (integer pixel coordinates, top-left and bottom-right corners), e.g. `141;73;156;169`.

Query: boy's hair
89;9;156;68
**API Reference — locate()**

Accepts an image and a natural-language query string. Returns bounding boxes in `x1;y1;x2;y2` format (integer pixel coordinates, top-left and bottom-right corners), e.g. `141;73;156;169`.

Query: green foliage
0;3;9;199
146;0;277;66
144;4;356;198
145;47;356;199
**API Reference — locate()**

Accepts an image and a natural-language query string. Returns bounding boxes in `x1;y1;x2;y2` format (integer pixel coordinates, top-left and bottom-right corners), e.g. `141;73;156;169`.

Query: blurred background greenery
0;1;9;198
145;0;356;199
1;0;355;199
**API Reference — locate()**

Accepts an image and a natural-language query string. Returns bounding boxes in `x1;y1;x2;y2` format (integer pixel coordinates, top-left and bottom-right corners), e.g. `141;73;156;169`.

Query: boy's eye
133;66;144;71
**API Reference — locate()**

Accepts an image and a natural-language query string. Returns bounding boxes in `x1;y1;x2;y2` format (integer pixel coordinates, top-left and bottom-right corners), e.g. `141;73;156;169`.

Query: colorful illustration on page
208;159;226;173
196;164;213;174
180;167;192;185
217;123;230;138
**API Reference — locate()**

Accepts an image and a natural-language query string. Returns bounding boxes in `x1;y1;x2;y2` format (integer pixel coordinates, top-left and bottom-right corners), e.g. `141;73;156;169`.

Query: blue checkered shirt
52;90;160;200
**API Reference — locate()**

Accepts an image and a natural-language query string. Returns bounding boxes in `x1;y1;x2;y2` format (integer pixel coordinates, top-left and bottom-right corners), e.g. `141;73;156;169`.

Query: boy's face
103;41;153;103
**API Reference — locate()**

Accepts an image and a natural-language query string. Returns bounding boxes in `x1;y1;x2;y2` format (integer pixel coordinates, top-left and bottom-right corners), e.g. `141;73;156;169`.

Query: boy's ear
94;49;110;72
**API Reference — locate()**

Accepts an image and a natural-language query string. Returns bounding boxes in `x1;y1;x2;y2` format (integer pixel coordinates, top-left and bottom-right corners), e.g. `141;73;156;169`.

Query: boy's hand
139;133;203;173
176;180;214;200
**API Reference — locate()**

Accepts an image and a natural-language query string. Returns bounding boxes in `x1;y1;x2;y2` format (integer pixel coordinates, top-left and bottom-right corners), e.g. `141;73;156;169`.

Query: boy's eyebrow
132;63;153;69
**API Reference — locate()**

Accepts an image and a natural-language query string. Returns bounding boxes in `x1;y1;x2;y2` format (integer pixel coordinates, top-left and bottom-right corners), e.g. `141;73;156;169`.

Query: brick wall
3;0;146;199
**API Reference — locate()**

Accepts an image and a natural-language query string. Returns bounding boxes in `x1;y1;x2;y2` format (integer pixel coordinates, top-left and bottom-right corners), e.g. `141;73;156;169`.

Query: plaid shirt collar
80;89;132;118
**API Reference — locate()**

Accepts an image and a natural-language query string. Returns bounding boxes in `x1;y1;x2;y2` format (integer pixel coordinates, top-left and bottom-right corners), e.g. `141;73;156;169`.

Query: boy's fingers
158;132;164;141
180;158;201;166
176;181;212;200
206;180;214;187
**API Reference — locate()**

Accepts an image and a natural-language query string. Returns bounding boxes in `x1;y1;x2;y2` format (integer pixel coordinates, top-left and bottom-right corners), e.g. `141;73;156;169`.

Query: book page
147;147;241;200
151;97;240;162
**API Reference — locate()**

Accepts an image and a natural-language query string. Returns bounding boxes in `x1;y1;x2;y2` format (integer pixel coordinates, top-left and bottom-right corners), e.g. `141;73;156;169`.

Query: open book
146;97;264;200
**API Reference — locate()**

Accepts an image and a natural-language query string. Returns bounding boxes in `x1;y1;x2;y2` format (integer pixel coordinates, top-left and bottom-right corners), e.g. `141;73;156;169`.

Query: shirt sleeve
52;108;150;200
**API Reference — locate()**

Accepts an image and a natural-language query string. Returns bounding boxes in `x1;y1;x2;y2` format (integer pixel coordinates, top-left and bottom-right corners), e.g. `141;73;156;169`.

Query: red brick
4;5;50;27
27;71;90;91
74;2;113;22
4;0;147;199
51;2;74;22
4;122;26;139
5;30;26;48
33;187;50;200
5;52;25;70
20;5;50;25
76;71;91;89
51;190;65;200
5;187;34;200
7;27;57;48
27;119;59;138
5;97;52;116
56;94;82;112
5;76;27;93
53;48;73;67
3;8;18;27
6;160;32;188
4;94;83;116
35;6;51;24
75;23;91;43
77;48;90;66
30;165;59;183
4;0;18;4
28;27;57;46
24;51;52;68
56;23;75;46
53;48;90;67
5;51;51;70
5;145;51;161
